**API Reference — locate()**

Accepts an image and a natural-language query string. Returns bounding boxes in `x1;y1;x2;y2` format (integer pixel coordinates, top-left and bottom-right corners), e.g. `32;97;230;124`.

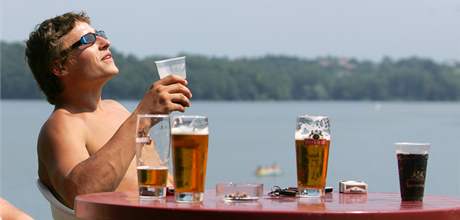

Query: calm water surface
1;100;459;219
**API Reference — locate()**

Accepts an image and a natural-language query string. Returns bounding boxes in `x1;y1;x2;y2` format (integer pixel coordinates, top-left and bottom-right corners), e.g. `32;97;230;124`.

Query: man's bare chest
84;114;127;154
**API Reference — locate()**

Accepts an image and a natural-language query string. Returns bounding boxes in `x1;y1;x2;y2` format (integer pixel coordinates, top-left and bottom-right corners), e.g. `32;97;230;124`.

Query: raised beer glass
295;115;331;197
171;115;209;203
135;114;170;200
154;56;186;79
395;142;430;201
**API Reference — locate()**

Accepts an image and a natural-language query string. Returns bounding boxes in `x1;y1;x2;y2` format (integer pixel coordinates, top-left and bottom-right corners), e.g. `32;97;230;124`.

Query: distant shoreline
3;41;460;101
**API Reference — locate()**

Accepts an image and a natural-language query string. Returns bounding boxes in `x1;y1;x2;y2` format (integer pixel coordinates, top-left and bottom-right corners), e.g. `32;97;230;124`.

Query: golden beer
172;133;209;193
137;166;168;187
137;165;168;198
296;138;330;194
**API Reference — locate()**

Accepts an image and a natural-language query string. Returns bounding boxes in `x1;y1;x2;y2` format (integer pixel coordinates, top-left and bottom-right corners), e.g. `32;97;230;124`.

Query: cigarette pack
339;180;368;194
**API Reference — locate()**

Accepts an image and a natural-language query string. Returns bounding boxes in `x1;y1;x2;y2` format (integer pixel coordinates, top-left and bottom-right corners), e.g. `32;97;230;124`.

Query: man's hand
136;75;192;114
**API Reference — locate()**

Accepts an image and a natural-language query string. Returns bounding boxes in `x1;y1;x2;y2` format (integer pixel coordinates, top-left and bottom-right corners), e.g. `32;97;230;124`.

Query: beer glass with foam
295;115;331;197
171;115;209;203
395;142;430;201
135;114;170;199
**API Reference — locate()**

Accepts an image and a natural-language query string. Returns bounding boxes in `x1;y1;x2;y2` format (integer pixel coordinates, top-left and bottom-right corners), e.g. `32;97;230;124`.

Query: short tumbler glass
135;114;171;200
395;142;430;202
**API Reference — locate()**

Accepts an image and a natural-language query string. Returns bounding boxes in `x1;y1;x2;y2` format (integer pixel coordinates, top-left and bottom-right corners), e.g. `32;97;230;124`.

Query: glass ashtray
216;183;263;202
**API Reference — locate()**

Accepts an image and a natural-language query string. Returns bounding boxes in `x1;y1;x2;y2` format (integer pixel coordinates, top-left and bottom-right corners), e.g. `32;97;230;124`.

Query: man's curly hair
25;11;90;105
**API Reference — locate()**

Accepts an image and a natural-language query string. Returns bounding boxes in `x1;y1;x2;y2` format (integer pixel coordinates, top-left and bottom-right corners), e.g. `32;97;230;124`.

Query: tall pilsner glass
171;115;209;203
295;115;331;197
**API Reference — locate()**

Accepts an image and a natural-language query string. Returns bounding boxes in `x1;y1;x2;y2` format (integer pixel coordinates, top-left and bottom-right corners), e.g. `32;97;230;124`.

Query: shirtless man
25;12;192;208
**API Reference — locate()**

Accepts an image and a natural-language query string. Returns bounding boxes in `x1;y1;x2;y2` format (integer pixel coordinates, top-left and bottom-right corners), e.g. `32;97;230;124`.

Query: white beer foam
295;130;331;140
137;165;168;170
395;142;430;154
295;131;309;140
171;127;209;135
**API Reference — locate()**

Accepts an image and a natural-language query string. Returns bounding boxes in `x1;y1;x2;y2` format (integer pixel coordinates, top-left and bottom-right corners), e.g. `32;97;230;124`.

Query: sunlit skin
38;21;191;208
0;198;33;220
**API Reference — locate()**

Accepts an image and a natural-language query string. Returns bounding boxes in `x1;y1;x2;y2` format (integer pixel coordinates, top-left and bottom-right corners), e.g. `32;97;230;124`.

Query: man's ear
51;61;68;77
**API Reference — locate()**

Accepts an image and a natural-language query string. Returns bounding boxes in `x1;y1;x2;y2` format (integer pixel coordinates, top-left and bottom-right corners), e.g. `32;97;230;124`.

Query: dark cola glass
395;142;430;202
397;153;428;201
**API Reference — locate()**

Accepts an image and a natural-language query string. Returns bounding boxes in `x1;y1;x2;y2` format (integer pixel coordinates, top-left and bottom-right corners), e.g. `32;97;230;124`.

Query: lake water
1;100;459;219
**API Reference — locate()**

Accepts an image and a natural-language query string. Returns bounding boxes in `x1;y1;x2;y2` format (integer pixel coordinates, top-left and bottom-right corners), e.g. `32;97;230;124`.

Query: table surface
75;191;460;220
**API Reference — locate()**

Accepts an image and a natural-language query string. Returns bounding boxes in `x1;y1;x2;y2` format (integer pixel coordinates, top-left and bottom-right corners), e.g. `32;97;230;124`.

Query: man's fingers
167;102;185;113
170;93;191;107
163;84;192;98
140;75;192;114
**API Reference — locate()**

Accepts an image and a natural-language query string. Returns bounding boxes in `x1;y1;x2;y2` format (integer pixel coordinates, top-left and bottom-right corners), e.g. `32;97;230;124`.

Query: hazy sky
1;0;460;61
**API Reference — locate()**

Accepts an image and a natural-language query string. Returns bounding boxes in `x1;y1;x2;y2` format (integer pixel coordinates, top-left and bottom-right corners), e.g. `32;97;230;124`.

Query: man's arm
39;75;191;208
38;111;139;208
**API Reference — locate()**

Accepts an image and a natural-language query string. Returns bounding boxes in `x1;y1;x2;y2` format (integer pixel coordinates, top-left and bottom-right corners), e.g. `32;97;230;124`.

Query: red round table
75;191;460;220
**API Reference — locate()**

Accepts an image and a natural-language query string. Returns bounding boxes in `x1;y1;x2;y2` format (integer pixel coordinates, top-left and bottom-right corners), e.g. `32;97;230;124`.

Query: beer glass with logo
135;114;170;200
171;115;209;203
295;115;331;197
395;142;430;201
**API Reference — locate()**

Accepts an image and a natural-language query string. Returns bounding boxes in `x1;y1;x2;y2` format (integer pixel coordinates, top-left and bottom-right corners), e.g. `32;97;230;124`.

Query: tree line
2;41;460;101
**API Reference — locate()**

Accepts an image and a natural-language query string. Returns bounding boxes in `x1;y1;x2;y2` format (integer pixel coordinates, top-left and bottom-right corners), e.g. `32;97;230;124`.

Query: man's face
59;22;119;83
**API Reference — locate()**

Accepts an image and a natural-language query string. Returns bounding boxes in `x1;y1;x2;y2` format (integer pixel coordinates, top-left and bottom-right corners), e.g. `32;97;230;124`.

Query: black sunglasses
69;30;107;49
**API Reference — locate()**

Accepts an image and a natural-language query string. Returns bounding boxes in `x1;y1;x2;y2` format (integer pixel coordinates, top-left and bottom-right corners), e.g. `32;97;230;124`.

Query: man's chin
108;65;119;75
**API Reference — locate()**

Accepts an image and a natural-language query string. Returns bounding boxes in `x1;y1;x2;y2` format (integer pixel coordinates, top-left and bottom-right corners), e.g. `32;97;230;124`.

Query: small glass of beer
295;115;331;197
135;114;171;200
395;142;430;202
171;115;209;203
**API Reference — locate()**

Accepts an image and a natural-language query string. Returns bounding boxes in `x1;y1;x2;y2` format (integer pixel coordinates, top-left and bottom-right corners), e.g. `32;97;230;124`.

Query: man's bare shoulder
42;108;86;134
38;108;87;153
102;99;129;112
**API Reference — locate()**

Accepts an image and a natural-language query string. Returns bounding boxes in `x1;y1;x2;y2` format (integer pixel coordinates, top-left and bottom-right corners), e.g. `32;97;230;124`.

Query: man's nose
97;36;110;50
